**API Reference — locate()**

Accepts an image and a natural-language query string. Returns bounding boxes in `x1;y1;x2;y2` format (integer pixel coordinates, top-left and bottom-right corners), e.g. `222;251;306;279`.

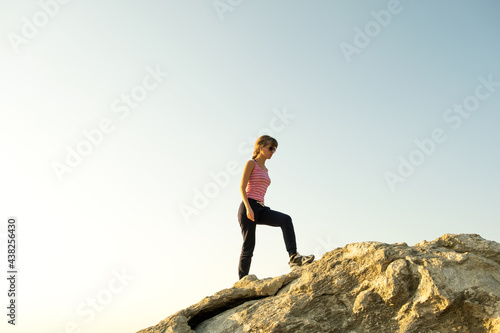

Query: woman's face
260;144;277;159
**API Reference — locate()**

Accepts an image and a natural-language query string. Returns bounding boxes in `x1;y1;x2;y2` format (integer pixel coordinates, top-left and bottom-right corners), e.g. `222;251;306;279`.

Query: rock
137;234;500;333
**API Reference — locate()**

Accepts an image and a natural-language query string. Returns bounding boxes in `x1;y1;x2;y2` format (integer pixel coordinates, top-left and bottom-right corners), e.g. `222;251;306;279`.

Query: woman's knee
283;214;292;225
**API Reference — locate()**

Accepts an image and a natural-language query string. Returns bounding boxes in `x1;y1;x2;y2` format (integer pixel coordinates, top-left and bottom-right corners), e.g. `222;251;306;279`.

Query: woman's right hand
246;207;255;221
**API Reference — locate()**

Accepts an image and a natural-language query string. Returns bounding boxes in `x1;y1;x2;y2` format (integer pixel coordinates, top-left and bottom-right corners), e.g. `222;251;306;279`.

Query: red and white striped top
246;159;271;202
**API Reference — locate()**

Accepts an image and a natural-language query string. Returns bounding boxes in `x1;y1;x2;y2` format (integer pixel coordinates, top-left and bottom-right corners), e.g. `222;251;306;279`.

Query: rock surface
137;234;500;333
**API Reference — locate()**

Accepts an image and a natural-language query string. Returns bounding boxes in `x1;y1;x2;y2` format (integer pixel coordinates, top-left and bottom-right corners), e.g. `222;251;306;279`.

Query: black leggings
238;199;297;279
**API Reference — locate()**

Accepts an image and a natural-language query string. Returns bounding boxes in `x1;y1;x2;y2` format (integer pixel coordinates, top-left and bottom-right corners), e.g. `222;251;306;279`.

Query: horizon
1;1;499;332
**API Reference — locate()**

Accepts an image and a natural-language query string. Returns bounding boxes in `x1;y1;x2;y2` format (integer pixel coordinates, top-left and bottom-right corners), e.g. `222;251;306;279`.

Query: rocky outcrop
137;234;500;333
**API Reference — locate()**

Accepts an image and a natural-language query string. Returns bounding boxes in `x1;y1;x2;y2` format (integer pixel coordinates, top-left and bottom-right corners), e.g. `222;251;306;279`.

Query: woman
238;135;314;279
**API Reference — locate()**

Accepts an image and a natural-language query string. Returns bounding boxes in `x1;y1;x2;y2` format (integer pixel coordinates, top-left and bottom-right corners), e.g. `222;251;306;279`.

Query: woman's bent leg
257;207;297;256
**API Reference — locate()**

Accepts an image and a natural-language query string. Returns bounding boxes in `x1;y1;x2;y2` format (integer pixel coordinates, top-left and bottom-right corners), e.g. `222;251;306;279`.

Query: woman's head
252;135;278;160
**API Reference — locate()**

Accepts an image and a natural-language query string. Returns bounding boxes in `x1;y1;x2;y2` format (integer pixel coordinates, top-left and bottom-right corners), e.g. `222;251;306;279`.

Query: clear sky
1;1;499;332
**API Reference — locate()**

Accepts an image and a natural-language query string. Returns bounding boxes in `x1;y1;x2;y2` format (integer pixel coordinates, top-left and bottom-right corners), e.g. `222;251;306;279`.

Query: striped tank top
246;159;271;202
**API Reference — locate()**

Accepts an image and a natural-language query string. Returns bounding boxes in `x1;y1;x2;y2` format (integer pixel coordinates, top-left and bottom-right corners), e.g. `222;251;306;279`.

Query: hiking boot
289;253;315;268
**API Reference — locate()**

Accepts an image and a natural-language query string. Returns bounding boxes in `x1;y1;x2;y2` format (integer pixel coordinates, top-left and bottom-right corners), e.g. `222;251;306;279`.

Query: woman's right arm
240;160;255;221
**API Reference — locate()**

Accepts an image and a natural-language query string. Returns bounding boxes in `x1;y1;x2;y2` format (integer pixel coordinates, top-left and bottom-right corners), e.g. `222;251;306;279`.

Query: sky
0;0;499;332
